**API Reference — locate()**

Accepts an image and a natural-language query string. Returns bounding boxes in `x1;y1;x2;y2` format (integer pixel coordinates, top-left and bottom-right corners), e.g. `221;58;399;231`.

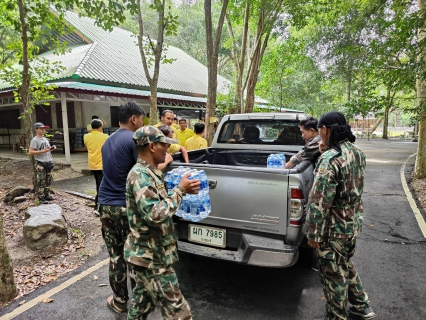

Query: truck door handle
208;180;217;189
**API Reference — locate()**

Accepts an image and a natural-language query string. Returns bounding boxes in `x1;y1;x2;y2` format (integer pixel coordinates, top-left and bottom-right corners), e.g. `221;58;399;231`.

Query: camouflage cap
133;125;178;146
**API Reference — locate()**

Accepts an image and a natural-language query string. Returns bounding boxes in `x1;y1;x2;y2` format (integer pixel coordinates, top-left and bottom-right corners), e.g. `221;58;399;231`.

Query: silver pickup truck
169;112;316;268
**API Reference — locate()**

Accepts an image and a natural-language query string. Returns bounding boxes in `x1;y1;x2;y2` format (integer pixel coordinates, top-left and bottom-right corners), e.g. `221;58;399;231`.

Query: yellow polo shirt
83;131;109;170
176;128;195;147
143;116;150;125
185;135;207;151
172;123;180;131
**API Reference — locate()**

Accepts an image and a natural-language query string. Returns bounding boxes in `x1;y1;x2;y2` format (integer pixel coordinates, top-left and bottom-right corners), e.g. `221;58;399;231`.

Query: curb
401;153;426;238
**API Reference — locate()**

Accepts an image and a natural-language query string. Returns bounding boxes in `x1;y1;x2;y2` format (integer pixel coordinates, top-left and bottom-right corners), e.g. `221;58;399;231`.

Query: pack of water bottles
267;154;286;168
164;167;211;222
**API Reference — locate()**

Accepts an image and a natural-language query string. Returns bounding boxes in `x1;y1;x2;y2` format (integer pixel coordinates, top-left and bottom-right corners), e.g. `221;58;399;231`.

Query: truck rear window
217;120;305;145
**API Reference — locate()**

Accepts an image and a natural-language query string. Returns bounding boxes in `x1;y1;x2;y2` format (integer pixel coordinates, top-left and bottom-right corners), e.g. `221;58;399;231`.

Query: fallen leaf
94;275;98;281
321;296;326;300
370;224;374;228
18;300;26;305
98;284;108;287
43;298;54;303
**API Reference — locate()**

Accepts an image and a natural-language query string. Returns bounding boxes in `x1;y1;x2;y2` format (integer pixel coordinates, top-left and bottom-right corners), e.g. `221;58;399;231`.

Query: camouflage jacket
289;135;321;166
124;159;185;269
306;140;366;242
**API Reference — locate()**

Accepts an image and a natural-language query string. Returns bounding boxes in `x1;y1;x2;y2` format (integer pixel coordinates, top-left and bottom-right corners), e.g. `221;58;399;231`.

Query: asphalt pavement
1;139;425;320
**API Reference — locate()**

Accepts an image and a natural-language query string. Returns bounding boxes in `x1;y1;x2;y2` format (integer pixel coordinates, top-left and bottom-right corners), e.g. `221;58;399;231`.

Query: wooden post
61;92;71;164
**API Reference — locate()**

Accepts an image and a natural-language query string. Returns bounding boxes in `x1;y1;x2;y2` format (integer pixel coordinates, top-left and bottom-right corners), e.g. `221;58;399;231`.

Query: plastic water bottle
178;195;189;218
172;174;180;190
280;154;286;168
189;194;200;221
199;170;209;194
165;172;173;195
202;193;211;217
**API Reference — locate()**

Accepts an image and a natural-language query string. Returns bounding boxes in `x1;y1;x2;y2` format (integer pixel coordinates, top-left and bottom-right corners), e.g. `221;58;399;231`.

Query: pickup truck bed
169;113;315;268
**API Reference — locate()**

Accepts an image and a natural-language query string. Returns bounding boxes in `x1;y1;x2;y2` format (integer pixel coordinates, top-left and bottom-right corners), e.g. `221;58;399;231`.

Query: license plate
188;224;226;248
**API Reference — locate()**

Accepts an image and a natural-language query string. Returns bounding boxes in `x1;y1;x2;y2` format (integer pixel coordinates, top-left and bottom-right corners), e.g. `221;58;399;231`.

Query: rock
4;186;31;202
23;204;68;251
13;196;28;203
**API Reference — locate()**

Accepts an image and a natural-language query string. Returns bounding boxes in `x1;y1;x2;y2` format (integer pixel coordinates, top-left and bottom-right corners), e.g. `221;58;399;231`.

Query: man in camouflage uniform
29;122;56;204
125;126;200;320
307;111;376;320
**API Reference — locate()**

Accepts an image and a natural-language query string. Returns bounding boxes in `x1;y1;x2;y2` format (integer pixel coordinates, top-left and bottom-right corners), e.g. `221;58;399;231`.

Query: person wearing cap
175;118;195;147
97;102;144;314
29;122;56;204
84;119;109;209
308;111;376;320
157;125;190;164
125;126;200;320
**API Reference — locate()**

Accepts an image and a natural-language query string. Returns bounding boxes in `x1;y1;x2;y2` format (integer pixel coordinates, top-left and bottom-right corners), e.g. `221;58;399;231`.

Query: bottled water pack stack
267;154;286;168
164;166;211;222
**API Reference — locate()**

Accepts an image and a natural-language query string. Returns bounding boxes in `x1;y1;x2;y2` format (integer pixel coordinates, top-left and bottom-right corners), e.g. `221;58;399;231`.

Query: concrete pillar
61;92;71;163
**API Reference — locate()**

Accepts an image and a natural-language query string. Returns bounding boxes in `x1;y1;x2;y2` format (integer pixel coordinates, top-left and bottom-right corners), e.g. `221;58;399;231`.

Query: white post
61;92;71;164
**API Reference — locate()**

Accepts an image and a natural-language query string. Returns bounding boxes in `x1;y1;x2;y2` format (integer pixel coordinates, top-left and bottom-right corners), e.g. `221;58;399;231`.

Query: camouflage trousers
35;162;53;200
127;263;192;320
99;205;136;306
318;237;370;320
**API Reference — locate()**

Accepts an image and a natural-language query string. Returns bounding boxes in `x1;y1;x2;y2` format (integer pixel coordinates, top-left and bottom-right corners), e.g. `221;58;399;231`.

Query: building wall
81;101;150;129
0;105;25;145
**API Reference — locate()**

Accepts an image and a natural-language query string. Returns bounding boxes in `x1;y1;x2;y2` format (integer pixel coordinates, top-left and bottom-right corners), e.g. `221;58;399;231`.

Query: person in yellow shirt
83;119;109;207
185;122;208;151
176;119;195;147
171;115;180;131
142;113;150;126
157;125;190;164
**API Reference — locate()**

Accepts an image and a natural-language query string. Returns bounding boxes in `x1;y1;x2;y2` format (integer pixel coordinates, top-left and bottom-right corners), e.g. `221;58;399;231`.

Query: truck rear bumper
178;233;298;268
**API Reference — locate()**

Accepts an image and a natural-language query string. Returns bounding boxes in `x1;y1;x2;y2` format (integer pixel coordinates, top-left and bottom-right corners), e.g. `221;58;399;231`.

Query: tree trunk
382;88;391;139
204;0;229;145
382;107;390;139
137;0;166;125
370;117;383;135
414;0;426;178
0;214;17;303
17;0;36;189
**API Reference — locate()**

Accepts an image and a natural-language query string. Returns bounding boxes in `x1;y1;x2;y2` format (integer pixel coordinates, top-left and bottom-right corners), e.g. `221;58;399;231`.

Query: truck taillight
289;188;304;225
291;188;304;199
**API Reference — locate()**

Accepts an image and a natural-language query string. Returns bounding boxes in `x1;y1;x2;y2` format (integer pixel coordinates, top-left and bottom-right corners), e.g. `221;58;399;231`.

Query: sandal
107;295;127;313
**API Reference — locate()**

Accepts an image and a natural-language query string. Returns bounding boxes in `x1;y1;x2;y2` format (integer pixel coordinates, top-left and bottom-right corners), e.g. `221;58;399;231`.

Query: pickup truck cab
168;112;316;267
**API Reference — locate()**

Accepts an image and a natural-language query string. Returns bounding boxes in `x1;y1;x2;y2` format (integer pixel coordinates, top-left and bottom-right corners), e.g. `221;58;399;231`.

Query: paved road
1;139;425;320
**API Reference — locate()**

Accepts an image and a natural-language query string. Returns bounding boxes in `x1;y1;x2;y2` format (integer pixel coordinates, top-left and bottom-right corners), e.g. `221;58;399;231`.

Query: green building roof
1;11;231;97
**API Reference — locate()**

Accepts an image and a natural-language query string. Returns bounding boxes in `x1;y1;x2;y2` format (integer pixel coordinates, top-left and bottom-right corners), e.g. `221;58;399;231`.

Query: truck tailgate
189;165;289;235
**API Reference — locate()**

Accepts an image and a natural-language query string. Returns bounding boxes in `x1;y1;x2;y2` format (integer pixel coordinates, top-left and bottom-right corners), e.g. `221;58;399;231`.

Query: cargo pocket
161;232;177;247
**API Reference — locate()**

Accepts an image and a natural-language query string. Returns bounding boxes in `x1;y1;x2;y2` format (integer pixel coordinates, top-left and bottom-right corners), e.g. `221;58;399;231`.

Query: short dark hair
92;115;99;120
194;122;205;134
179;119;187;124
158;125;174;137
161;109;173;117
91;119;103;129
299;117;318;132
118;102;144;124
